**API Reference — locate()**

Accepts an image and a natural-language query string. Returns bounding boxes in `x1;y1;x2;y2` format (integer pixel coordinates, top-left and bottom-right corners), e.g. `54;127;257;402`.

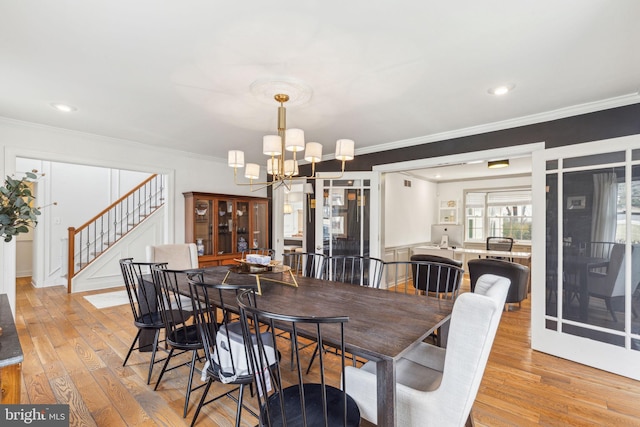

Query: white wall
384;173;437;247
383;172;532;251
0;118;267;313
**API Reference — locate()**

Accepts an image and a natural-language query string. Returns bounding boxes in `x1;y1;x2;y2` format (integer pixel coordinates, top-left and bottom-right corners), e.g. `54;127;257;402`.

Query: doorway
314;172;380;259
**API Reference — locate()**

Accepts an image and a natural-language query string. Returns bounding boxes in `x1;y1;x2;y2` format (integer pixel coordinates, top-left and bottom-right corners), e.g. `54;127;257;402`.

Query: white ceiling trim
357;93;640;156
0;116;225;163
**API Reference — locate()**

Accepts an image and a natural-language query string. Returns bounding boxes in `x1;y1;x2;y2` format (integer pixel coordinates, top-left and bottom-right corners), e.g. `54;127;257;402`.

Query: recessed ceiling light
50;103;77;113
488;84;515;96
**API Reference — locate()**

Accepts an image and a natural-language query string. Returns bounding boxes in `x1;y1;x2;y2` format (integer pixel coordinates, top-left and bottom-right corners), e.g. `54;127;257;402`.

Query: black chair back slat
323;255;384;288
282;252;326;279
237;289;360;427
187;277;259;427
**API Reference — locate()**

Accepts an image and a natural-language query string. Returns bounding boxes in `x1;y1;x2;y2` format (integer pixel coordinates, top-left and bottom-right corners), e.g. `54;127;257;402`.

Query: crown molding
0;116;224;163
356;92;640;156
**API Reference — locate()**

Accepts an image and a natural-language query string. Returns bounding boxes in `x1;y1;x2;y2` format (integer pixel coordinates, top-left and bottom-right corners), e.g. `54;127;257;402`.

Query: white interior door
314;172;380;259
531;134;640;379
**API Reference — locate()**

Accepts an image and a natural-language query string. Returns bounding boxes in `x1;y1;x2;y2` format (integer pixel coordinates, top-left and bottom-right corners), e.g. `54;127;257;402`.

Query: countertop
0;293;24;368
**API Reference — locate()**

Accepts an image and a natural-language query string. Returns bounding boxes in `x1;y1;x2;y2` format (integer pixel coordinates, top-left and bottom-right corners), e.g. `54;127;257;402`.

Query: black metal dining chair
306;255;384;373
322;255;384;288
152;266;206;418
385;259;464;346
280;252;327;369
282;252;326;279
385;259;464;300
237;288;361;427
119;258;168;385
187;277;262;427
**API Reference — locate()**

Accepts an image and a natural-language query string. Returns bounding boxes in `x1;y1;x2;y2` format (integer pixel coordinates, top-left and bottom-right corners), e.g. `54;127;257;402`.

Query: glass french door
314;172;380;259
532;134;640;379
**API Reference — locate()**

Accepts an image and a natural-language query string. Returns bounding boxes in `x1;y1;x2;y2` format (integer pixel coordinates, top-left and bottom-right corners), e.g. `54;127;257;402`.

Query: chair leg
154;347;175;389
605;298;618;322
306;344;319;375
190;378;213;427
235;383;246;427
289;332;295;370
123;329;142;367
183;349;198;418
147;329;162;385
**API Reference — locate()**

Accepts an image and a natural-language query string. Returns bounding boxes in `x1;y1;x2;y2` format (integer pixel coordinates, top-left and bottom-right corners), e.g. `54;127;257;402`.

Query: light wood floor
14;277;640;426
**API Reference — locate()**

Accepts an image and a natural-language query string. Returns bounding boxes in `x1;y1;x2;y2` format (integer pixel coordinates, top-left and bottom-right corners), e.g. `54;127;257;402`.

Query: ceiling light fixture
488;159;510;169
50;103;77;113
488;84;515;96
228;93;355;191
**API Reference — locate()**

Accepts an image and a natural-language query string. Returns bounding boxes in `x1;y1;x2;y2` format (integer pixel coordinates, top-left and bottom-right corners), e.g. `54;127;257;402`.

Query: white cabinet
439;200;459;224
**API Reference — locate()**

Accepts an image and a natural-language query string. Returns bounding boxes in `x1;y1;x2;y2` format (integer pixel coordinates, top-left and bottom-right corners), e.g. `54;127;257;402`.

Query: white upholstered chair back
344;274;509;426
145;243;198;270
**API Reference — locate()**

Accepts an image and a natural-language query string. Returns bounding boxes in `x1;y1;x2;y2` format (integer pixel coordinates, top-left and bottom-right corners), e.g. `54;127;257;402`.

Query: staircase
67;174;165;292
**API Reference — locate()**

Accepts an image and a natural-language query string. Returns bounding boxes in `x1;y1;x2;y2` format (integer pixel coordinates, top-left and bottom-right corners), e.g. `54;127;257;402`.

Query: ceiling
1;1;639;171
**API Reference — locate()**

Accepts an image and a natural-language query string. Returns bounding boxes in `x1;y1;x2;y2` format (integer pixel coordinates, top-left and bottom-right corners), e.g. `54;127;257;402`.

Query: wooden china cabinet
184;192;269;267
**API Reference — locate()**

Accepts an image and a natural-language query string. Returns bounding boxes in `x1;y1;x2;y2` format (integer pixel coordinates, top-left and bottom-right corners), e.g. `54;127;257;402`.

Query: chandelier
227;93;355;190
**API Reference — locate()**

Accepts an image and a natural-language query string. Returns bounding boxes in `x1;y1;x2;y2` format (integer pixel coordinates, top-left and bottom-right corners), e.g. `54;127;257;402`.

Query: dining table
186;265;454;427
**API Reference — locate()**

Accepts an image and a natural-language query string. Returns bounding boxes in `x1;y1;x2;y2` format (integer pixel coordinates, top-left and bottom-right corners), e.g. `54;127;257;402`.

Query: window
465;193;485;241
464;189;532;242
616;174;640;243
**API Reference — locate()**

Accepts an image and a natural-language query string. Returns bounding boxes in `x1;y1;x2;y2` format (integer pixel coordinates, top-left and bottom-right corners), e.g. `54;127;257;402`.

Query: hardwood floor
14;277;640;426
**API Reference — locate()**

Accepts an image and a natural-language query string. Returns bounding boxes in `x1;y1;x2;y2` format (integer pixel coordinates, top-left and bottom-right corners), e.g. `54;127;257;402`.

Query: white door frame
531;133;640;380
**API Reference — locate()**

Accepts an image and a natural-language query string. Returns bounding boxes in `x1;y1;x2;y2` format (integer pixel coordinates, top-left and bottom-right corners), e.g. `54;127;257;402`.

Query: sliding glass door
532;134;640;379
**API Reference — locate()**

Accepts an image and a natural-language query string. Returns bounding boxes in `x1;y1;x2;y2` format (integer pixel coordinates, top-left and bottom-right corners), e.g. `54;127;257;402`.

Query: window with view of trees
616;179;640;243
465;189;532;242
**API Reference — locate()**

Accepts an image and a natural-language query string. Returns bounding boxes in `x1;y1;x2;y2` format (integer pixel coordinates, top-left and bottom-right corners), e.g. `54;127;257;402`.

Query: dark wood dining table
187;266;454;427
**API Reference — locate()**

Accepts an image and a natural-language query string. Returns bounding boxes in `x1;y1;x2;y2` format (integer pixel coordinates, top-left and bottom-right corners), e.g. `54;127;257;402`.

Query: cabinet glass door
216;199;234;255
236;201;250;253
252;200;269;249
194;198;212;256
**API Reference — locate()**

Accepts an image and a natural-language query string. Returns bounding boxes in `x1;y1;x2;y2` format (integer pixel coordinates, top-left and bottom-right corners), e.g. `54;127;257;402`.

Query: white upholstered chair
145;243;199;270
343;274;509;427
588;243;640;322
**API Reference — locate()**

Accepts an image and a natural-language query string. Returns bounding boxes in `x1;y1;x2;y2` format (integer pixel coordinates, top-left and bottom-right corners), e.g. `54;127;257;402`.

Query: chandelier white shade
335;139;355;161
228;93;355;190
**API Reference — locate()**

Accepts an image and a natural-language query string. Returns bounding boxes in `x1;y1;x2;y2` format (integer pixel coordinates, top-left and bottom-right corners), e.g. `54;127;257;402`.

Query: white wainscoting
382;243;430;289
70;206;165;293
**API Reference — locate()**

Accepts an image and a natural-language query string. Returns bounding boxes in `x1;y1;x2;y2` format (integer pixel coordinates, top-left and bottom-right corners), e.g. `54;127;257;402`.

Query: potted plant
0;170;41;242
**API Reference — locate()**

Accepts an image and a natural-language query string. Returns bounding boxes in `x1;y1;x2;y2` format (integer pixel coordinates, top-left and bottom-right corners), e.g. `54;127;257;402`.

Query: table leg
377;358;396;427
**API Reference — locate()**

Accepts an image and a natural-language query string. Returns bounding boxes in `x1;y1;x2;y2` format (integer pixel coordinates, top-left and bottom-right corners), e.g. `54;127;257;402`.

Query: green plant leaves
0;172;41;242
